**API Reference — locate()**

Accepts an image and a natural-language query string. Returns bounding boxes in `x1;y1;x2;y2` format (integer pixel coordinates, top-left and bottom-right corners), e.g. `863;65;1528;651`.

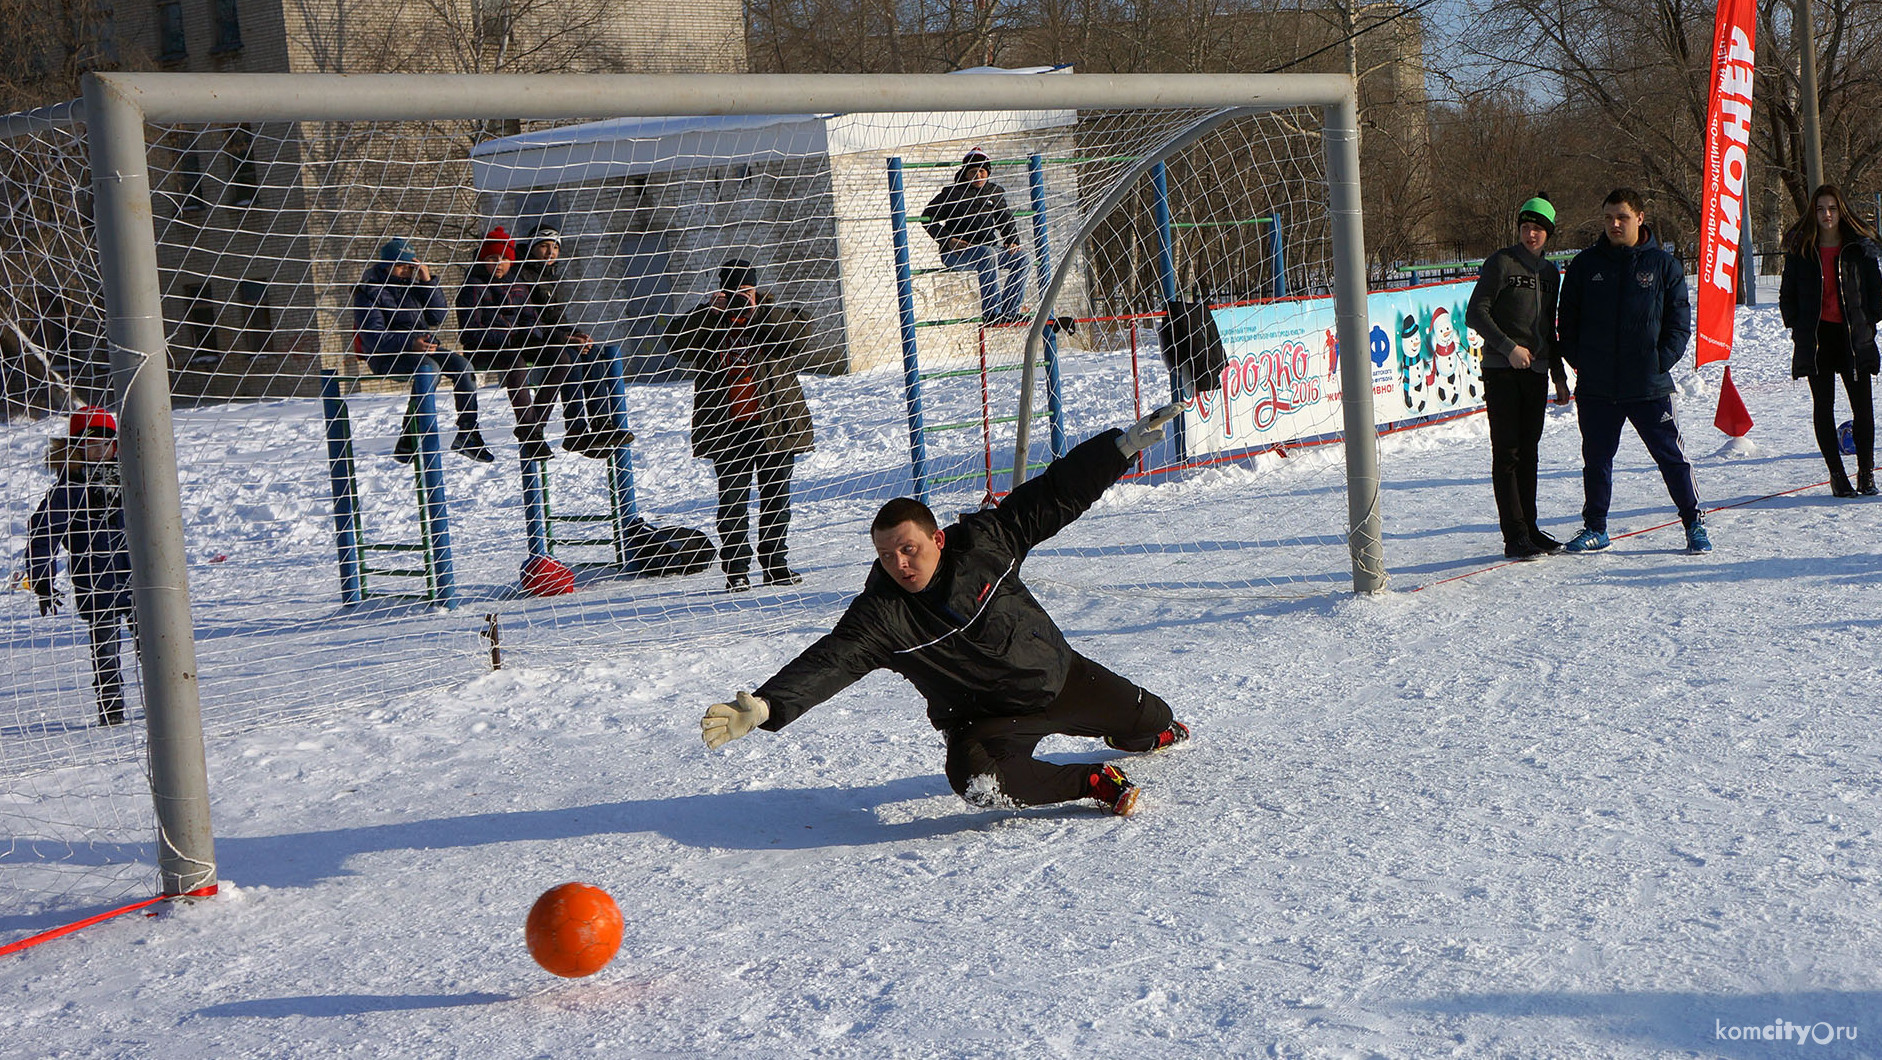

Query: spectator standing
1467;194;1568;559
1778;183;1882;497
666;260;815;592
27;407;133;726
924;148;1028;325
352;237;493;463
1557;188;1708;554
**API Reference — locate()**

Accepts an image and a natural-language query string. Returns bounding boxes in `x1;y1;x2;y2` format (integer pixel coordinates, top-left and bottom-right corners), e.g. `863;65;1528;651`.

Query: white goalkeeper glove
1116;403;1183;458
701;691;770;750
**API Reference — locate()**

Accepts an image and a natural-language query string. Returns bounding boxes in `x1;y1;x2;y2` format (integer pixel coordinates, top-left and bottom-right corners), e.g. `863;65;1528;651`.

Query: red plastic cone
1714;366;1753;437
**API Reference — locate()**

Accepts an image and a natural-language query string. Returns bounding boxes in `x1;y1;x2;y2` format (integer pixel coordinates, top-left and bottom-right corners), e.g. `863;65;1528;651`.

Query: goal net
2;72;1398;920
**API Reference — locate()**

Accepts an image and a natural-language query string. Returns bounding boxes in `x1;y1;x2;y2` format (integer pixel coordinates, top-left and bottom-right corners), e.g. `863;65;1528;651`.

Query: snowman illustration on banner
1430;304;1482;406
1396;310;1435;413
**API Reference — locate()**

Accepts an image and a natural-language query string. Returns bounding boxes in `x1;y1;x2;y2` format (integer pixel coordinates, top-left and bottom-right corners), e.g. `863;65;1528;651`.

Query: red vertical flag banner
1695;0;1758;366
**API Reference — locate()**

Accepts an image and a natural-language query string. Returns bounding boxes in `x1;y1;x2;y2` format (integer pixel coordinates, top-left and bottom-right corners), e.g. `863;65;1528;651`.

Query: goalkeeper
701;406;1190;816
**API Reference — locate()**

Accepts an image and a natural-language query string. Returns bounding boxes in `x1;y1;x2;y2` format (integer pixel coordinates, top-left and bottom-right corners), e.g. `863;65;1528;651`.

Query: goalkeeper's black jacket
756;429;1128;732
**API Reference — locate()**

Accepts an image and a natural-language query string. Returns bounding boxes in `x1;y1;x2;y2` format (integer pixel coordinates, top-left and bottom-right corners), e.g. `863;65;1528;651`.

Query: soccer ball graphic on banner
525;882;624;978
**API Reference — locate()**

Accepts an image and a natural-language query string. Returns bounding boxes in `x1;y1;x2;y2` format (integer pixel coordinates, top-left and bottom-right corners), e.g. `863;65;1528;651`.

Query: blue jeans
940;244;1027;321
1576;394;1701;531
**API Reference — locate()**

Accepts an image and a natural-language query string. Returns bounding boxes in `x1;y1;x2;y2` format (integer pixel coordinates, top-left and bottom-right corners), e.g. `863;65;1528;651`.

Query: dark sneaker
514;427;553;464
1504;538;1546;560
1105;720;1191;754
451;429;496;463
1832;476;1857;498
392;429;418;464
1564;528;1610;553
1528;528;1564;552
763;567;803;587
98;705;126;727
726;572;751;593
567;427;635;457
1086;763;1140;816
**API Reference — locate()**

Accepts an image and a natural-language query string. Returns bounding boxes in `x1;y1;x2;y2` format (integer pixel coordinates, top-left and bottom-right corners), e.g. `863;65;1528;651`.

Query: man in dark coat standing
1557;187;1709;554
924;148;1028;324
1467;194;1569;559
667;260;816;592
699;405;1190;817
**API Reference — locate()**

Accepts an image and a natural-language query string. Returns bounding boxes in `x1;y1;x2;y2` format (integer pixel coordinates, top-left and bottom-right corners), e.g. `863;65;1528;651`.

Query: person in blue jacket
27;407;134;726
353;237;493;463
1557;187;1710;554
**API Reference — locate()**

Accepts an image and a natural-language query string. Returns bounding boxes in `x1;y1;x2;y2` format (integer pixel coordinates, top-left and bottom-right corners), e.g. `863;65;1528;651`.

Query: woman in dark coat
666;259;815;592
1779;183;1882;496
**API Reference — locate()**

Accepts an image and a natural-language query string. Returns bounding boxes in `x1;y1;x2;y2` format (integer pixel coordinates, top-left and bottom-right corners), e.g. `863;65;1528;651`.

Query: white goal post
63;70;1381;901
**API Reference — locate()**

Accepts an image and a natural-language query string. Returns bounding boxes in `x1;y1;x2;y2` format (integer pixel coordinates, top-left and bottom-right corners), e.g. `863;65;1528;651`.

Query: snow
3;300;1880;1058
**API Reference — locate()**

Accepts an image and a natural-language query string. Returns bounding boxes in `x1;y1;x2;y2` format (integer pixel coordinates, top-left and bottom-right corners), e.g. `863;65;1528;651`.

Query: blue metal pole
521;458;550;558
1270;211;1288;298
1028;152;1066;458
319;371;362;605
1152;161;1186;460
604;344;641;568
410;362;457;608
1152;162;1178;303
888;156;930;503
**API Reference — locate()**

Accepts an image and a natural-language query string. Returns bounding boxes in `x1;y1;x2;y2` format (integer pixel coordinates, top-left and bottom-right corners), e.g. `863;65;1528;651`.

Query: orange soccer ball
525;882;624;978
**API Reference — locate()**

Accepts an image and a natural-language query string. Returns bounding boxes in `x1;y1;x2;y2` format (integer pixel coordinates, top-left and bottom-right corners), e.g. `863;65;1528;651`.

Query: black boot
1861;468;1878;496
1830;467;1856;498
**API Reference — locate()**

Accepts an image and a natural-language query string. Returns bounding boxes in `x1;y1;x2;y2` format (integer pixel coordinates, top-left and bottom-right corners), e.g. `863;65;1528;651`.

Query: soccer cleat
1564;528;1610;553
1685;521;1713;554
1086;763;1140;816
1104;720;1191;754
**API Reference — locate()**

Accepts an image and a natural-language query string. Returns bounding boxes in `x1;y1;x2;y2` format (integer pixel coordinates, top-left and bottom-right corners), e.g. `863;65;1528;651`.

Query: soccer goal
0;71;1378;921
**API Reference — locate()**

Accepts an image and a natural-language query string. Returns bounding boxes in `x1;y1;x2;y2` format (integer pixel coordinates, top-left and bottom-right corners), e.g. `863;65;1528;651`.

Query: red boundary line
1409;480;1832;592
1;885;218;958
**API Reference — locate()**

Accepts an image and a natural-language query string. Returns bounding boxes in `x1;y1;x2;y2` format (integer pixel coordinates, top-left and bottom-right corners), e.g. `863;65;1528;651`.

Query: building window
232;280;274;353
180;283;224;366
177;151;208;212
225;127;258;206
213;0;243;52
157;1;186;61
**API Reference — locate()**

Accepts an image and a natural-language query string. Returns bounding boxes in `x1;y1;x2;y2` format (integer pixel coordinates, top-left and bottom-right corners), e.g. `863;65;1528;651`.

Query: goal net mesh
0;82;1473;916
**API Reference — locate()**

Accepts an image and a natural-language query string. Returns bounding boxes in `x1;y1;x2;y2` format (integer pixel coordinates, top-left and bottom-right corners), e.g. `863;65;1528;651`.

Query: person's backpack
1157;300;1227;393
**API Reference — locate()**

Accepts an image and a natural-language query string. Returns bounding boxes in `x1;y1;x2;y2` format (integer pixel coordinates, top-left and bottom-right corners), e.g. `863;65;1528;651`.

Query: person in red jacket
699;405;1190;817
1778;183;1882;496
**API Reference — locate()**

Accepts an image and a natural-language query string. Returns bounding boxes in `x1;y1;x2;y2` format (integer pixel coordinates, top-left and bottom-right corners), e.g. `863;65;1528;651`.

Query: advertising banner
1183;280;1484;457
1694;0;1758;366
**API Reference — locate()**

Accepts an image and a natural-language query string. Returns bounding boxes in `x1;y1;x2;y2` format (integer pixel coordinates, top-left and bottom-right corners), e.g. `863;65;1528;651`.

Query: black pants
88;612;128;722
944;653;1172;808
1808;322;1875;482
1483;366;1549;547
712;443;796;577
1576;394;1701;531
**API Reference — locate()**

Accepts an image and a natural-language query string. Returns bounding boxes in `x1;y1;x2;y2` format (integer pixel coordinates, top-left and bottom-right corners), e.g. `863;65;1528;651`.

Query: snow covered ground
3;300;1880;1058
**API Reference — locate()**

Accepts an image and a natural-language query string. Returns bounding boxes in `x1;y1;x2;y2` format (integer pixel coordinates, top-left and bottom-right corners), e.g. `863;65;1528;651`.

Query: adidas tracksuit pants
1576;394;1702;532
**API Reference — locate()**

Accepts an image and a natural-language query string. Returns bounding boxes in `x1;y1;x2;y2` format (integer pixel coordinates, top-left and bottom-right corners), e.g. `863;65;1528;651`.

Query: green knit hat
1517;196;1557;235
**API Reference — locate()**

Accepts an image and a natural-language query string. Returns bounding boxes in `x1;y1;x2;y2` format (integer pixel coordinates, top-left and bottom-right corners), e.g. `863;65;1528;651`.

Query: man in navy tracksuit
1557;187;1710;554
